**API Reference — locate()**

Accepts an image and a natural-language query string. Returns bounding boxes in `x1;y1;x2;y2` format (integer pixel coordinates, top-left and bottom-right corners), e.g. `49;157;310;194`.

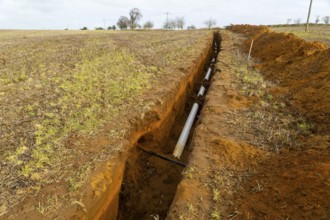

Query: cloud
0;0;329;29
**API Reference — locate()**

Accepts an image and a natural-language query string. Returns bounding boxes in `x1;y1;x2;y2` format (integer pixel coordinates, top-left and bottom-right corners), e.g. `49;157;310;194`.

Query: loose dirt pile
167;28;330;220
228;25;330;136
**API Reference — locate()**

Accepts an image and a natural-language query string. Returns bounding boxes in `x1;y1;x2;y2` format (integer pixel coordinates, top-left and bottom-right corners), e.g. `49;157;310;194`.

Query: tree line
287;15;330;25
80;8;217;30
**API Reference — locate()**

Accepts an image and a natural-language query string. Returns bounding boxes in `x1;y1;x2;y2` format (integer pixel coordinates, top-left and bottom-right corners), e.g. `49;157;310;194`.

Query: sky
0;0;329;30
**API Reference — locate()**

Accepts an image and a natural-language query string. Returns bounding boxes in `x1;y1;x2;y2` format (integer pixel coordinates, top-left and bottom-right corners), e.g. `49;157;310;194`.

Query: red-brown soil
228;25;330;135
3;27;329;220
117;36;218;220
0;31;214;219
232;149;330;219
167;28;330;220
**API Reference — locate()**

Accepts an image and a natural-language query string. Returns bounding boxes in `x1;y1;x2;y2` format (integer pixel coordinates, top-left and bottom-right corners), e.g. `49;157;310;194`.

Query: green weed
213;188;220;202
211;210;221;220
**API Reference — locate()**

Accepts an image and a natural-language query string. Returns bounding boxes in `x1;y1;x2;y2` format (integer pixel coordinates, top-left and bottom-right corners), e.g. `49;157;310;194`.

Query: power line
164;12;171;30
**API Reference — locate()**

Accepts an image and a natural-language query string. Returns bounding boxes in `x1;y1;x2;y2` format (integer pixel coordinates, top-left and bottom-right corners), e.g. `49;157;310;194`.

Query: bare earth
0;30;212;219
168;28;330;219
1;26;329;219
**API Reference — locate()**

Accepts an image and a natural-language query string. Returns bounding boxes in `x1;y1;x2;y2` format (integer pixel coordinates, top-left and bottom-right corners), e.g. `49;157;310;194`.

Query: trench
114;33;221;220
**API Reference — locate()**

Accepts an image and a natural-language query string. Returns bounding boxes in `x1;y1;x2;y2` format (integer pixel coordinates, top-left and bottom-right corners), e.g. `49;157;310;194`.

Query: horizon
0;0;330;30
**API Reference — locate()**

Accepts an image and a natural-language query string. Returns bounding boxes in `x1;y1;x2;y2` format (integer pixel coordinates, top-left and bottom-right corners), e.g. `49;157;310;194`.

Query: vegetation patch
0;35;151;214
230;49;315;152
270;24;330;47
0;30;211;217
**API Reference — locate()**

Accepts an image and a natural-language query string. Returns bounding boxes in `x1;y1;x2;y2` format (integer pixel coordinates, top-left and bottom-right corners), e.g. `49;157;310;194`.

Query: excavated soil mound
228;25;330;134
232;148;330;219
167;29;330;220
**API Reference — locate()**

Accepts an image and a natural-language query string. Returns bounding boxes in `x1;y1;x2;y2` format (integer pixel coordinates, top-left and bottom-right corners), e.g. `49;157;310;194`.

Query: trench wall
78;33;216;220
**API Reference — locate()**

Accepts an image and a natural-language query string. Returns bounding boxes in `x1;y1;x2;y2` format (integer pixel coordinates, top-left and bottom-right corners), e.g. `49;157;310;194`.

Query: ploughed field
0;30;212;218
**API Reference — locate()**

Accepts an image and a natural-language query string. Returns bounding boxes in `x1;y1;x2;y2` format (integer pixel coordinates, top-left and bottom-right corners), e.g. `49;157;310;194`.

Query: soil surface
229;25;330;134
270;25;330;47
167;28;330;220
2;27;329;220
0;30;213;219
117;36;220;220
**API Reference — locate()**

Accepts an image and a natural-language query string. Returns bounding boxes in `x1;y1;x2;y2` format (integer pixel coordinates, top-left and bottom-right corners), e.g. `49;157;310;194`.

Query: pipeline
139;147;187;167
117;33;221;220
173;39;219;159
138;33;220;163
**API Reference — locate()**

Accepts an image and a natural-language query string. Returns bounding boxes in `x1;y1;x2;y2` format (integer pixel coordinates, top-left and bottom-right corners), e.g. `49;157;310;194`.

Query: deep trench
117;33;221;220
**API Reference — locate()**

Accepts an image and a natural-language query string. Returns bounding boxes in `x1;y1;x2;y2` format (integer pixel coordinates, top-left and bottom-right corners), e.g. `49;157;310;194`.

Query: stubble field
0;29;212;218
271;24;330;46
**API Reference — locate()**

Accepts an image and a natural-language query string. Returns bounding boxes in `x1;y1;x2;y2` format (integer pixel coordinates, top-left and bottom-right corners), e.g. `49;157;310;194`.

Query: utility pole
164;12;170;30
305;0;313;32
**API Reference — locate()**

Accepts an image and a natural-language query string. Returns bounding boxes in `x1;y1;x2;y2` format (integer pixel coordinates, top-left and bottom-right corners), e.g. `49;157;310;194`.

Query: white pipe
173;54;215;159
197;86;206;96
204;67;212;81
212;58;215;63
173;103;199;158
172;85;205;159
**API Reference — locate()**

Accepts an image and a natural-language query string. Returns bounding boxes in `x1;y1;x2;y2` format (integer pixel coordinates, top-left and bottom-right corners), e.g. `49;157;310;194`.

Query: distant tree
163;19;177;30
187;25;196;30
294;18;302;25
171;19;177;29
204;18;217;30
143;20;154;29
129;8;143;29
176;17;185;30
117;16;129;30
163;21;170;29
315;15;320;24
286;18;292;25
95;27;104;30
107;26;116;30
323;16;330;24
80;27;88;30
